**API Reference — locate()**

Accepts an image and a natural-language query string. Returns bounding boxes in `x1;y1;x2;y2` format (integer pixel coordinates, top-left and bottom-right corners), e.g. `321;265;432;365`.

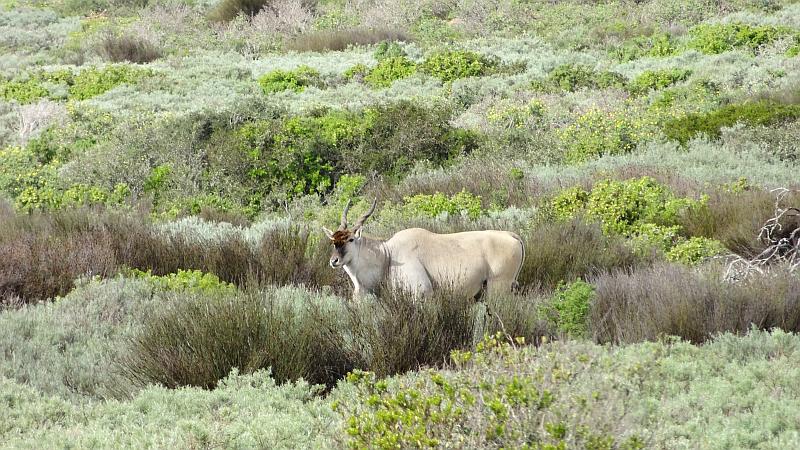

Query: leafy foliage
420;50;497;82
373;41;406;61
258;66;321;94
397;190;485;220
364;56;417;88
629;68;691;95
534;64;626;92
558;109;640;162
611;32;677;62
688;22;792;54
665;236;726;265
663;100;800;144
0;79;49;104
544;280;595;338
68;65;151;101
128;269;236;294
549;177;713;259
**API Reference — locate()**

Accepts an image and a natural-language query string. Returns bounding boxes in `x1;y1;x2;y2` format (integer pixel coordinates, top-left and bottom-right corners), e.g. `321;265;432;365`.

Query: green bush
129;269;236;294
629;68;691;95
665;236;726;265
0;79;49;104
68;65;151;101
420;50;496;82
15;182;130;212
549;178;707;260
257;66;321;94
611;32;677;62
535;64;626;92
398;190;485;220
558;109;639;162
344;101;476;178
545;280;595;338
373;41;406;61
364;56;417;88
688;22;791;54
343;63;370;81
663;100;800;144
579;177;703;236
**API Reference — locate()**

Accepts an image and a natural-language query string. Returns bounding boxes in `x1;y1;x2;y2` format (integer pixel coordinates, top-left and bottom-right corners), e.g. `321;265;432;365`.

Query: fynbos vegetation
2;0;800;447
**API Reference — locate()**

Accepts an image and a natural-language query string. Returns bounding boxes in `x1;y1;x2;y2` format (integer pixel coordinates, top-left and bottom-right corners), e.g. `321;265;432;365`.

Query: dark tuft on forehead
331;230;352;245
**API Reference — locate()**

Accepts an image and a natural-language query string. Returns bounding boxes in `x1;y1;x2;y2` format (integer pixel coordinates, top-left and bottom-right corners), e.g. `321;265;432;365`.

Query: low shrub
97;32;162;64
257;65;321;94
677;186;800;259
591;263;800;344
542;280;595;338
610;32;677;62
373;41;406;61
550;177;704;236
688;22;792;54
393;190;485;220
128;269;236;294
236;101;474;202
419;50;497;82
209;0;313;22
15;182;131;212
665;236;726;265
286;28;410;52
363;56;417;88
118;288;348;390
68;65;152;101
516;219;647;290
0;78;49;104
629;68;691;95
534;64;626;93
0;206;344;304
0;277;159;400
335;333;641;449
558;109;641;162
662;100;800;145
343;63;369;82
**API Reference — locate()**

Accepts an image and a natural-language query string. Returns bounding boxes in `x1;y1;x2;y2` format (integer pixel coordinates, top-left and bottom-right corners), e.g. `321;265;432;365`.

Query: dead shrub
286;28;410;52
210;0;317;22
590;262;800;344
97;33;162;63
678;188;800;258
0;208;121;303
517;219;650;290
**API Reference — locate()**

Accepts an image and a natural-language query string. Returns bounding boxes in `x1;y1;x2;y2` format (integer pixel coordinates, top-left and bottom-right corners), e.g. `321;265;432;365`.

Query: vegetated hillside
1;0;800;447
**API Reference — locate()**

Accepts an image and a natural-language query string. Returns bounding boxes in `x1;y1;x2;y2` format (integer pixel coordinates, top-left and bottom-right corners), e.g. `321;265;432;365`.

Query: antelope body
323;200;525;299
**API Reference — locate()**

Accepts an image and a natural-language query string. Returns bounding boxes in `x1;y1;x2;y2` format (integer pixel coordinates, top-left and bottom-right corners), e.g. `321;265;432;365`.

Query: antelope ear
354;228;363;238
322;227;335;240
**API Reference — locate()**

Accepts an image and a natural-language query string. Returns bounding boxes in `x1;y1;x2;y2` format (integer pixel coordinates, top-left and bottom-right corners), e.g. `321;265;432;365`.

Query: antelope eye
348;238;354;242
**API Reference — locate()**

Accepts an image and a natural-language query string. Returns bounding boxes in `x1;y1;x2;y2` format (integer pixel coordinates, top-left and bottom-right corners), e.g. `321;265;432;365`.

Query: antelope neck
343;236;389;294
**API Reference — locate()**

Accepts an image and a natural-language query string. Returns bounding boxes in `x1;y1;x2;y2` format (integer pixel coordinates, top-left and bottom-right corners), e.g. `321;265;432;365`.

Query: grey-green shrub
590;262;800;344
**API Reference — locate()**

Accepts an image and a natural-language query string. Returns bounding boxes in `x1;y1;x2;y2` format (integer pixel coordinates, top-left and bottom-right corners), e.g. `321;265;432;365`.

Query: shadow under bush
590;262;800;345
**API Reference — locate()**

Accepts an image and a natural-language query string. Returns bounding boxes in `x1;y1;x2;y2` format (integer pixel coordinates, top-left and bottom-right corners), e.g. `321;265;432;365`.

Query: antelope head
322;199;377;268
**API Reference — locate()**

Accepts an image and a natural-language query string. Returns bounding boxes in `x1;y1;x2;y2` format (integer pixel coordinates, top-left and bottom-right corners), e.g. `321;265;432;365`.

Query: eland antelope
323;199;525;299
